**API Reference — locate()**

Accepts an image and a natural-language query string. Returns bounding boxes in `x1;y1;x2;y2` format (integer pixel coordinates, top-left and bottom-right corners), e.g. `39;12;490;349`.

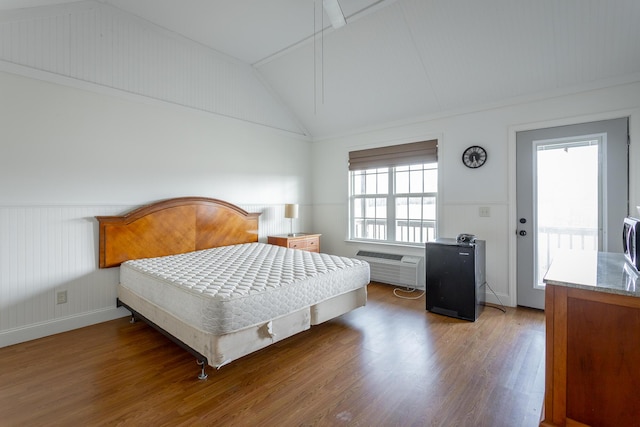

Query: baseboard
484;291;510;307
0;306;130;349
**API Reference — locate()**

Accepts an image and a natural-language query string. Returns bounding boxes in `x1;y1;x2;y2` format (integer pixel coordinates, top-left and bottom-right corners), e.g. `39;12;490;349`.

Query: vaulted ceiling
2;0;640;139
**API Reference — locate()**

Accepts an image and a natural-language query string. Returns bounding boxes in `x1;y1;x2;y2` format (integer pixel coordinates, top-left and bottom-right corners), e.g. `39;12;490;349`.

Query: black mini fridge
425;238;486;321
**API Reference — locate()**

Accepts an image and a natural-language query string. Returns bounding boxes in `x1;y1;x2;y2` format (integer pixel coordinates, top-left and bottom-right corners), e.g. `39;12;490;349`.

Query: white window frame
348;162;437;246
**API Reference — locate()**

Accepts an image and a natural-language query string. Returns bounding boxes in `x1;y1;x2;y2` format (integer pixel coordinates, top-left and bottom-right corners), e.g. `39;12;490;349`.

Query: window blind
348;139;438;171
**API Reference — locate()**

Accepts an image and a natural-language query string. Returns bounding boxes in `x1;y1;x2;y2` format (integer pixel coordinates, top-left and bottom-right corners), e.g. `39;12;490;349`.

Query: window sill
345;239;426;249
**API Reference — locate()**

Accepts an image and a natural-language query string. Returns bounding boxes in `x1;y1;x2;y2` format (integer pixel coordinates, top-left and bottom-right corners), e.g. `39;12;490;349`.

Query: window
348;140;438;245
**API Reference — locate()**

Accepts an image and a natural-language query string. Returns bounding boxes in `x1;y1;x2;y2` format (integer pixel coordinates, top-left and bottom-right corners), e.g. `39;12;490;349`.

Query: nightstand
267;233;321;253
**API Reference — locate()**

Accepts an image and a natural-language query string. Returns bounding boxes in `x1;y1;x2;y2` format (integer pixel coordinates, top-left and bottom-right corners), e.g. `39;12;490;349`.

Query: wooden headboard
96;197;261;268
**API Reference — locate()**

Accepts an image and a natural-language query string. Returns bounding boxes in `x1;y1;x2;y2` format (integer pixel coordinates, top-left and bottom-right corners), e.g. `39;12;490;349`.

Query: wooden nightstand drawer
268;234;321;253
288;235;319;251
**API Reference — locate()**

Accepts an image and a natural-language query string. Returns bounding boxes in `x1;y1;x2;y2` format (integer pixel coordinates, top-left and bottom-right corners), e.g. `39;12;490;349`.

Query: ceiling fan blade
323;0;346;29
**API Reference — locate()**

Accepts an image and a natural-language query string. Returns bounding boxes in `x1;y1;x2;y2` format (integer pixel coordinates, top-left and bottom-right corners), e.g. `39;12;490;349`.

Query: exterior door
516;118;628;309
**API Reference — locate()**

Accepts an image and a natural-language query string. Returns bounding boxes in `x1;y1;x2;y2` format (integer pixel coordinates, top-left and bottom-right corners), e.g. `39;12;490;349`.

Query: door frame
507;109;639;308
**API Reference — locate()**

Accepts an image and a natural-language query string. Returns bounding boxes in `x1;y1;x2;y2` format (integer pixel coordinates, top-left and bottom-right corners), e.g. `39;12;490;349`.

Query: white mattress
119;243;370;335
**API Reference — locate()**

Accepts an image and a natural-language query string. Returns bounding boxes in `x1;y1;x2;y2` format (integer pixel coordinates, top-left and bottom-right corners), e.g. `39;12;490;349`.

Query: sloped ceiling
2;0;640;139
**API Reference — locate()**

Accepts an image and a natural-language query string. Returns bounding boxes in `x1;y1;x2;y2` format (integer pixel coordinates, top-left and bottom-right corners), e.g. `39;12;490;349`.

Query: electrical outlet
479;206;491;217
56;290;67;305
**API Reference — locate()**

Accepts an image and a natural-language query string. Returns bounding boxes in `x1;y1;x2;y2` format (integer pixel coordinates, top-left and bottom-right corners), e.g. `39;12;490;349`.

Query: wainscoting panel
0;205;130;346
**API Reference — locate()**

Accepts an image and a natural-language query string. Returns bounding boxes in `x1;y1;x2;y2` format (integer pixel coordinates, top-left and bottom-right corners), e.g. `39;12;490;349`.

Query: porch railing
538;225;599;284
353;219;436;244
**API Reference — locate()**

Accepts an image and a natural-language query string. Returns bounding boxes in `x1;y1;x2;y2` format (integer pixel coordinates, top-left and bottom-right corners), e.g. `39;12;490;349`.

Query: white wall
311;81;640;306
0;70;311;347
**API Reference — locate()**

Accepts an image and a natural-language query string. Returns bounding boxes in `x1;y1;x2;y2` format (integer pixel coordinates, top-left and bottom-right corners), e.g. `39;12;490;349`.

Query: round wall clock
462;145;487;168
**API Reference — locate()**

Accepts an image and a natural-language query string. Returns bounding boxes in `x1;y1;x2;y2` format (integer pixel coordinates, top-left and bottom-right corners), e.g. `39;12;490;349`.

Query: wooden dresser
541;251;640;427
267;233;321;253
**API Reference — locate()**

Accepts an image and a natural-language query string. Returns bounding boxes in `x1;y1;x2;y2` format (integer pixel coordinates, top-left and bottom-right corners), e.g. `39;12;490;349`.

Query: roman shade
348;139;438;171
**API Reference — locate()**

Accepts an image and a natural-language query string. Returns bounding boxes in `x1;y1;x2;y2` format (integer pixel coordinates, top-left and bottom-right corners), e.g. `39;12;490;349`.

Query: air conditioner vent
356;250;403;261
355;250;424;289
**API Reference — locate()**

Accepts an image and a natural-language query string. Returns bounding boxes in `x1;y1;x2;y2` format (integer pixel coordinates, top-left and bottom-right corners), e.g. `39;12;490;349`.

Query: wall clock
462;145;487;168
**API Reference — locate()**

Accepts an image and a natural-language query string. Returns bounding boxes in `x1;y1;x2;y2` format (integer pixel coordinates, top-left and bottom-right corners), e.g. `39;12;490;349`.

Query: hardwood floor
0;283;545;427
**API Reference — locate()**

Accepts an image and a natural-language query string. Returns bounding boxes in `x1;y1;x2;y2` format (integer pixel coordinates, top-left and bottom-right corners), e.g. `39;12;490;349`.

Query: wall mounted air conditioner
355;250;424;289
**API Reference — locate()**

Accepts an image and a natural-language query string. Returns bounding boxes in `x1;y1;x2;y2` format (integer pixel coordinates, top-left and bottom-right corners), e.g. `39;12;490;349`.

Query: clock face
462;145;487;168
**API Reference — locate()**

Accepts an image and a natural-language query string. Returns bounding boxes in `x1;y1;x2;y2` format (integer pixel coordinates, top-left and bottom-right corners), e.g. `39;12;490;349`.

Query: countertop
543;250;640;297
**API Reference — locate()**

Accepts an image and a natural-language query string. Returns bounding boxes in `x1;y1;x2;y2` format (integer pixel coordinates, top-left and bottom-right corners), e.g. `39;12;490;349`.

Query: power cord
483;281;507;313
393;286;425;300
389;282;504;310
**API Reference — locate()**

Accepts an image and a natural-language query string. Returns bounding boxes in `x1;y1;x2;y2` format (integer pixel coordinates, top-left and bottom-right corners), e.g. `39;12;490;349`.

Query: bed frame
96;197;367;379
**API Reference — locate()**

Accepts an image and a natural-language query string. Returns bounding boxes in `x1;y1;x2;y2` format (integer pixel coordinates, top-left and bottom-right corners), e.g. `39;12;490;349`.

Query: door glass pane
535;138;600;287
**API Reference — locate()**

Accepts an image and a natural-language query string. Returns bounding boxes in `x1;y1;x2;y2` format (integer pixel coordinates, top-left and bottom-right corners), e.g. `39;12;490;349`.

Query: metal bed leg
197;359;208;380
119;298;210;381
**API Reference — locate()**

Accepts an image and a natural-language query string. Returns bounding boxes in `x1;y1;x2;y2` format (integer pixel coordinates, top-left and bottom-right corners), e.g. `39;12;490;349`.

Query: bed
96;197;369;378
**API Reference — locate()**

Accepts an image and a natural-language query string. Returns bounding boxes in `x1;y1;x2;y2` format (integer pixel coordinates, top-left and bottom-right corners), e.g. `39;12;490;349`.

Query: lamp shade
284;204;299;219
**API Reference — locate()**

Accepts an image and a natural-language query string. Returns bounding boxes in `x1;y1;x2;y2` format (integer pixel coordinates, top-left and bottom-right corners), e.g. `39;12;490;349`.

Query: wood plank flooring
0;283;545;427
